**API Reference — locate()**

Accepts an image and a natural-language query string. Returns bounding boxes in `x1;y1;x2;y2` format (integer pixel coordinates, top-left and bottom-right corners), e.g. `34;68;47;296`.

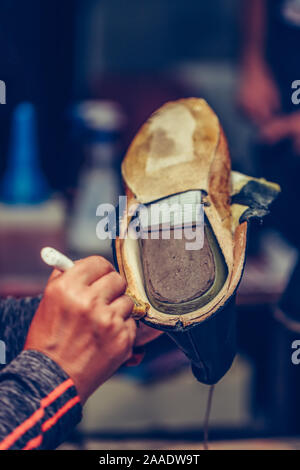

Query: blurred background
1;0;300;449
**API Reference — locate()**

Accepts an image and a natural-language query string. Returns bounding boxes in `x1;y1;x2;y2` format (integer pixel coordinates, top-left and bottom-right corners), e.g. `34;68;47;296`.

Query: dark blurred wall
75;0;239;92
0;0;241;190
0;0;79;192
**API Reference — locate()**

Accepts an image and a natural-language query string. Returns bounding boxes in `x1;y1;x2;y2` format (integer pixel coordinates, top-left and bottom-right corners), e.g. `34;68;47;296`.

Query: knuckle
124;296;134;311
117;330;131;351
61;285;92;315
128;318;137;333
77;297;92;316
115;297;134;318
88;256;113;273
112;272;126;291
107;305;117;318
108;316;122;334
46;278;67;298
97;312;111;331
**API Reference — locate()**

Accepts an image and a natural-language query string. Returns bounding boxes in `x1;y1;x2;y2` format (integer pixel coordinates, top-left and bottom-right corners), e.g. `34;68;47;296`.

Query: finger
260;120;290;143
246;105;271;126
134;323;163;347
48;268;63;282
110;295;134;320
237;96;266;125
92;271;127;303
64;256;114;286
126;318;137;346
124;347;145;367
254;105;275;124
259;124;278;143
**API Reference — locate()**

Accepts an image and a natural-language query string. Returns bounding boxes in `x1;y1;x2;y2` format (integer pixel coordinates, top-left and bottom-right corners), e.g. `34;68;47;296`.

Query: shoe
113;98;280;384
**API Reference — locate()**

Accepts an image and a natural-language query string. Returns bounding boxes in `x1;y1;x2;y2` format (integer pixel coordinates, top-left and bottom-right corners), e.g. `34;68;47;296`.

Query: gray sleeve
0;298;82;449
0;296;41;367
0;350;82;450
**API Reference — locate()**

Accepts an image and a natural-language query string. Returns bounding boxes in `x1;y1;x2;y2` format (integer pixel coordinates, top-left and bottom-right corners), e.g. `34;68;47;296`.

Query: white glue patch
139;191;203;228
146;104;196;174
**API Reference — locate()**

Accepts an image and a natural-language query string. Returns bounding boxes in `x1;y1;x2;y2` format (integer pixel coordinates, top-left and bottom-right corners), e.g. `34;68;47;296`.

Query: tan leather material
122;99;221;204
115;98;279;329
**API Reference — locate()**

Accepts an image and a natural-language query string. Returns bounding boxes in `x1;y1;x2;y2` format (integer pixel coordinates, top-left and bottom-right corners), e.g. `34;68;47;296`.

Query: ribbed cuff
0;350;82;449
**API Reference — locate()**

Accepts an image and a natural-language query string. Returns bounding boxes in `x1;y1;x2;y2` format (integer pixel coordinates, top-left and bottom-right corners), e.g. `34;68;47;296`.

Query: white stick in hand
41;247;74;272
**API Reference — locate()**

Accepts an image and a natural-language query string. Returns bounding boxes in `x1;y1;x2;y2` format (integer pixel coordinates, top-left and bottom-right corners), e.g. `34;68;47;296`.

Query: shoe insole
140;223;228;315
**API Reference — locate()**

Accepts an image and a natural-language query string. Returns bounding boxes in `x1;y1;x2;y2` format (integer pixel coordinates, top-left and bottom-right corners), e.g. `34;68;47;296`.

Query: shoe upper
114;98;280;330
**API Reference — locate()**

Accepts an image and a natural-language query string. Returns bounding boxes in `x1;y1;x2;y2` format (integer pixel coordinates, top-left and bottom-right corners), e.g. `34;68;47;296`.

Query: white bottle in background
68;100;126;257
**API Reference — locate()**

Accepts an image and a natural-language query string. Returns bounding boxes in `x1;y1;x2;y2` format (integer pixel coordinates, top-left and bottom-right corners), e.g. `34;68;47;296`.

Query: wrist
24;346;85;404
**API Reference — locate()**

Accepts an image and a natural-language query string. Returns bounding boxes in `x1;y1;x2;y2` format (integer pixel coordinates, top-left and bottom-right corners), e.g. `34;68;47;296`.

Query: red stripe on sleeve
0;378;76;450
41;378;74;408
22;435;43;450
22;395;81;450
42;396;81;432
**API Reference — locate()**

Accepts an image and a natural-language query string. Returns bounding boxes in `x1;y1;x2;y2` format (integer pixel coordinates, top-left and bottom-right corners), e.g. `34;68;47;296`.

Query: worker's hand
238;56;281;125
134;323;163;348
121;323;164;368
260;112;300;154
24;257;136;404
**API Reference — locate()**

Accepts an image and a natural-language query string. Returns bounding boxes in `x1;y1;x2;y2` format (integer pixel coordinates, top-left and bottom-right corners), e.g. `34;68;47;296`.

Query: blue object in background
0;102;50;204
